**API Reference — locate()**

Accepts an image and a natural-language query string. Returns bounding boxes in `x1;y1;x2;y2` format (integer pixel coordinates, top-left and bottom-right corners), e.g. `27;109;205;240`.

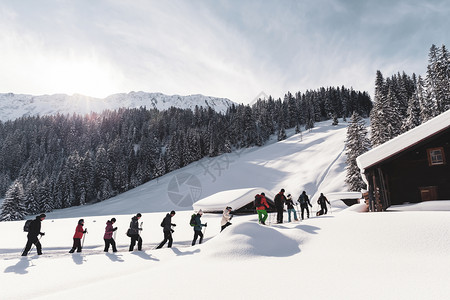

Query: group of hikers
255;189;330;225
21;207;231;256
21;191;330;256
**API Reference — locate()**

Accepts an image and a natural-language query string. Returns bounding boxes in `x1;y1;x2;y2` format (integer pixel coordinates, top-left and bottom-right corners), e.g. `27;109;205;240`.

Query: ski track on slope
312;144;347;201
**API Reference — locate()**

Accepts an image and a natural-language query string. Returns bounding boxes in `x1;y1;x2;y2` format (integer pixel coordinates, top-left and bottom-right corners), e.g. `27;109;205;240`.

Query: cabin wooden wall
367;129;450;207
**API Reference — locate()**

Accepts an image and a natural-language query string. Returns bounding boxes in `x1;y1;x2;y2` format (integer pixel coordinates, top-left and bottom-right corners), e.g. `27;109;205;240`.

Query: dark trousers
129;235;142;251
276;207;284;223
221;222;232;232
301;204;310;219
22;235;42;256
156;230;173;249
69;238;82;253
192;230;204;246
104;238;117;252
321;204;328;214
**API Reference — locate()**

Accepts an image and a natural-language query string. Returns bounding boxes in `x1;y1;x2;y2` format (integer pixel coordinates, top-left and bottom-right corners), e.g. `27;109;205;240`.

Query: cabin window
427;147;446;166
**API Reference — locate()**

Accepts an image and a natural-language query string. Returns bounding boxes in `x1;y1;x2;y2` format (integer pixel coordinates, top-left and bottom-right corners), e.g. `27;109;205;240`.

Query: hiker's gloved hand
40;232;45;236
83;230;87;233
171;229;175;233
113;227;117;231
139;228;143;231
172;224;176;227
204;223;208;227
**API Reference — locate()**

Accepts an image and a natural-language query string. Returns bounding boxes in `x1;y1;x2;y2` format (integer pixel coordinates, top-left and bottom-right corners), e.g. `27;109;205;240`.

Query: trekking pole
113;227;117;240
81;228;88;249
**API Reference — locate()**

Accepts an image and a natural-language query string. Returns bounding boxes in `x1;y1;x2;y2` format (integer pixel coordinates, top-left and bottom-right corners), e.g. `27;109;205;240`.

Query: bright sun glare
38;55;120;98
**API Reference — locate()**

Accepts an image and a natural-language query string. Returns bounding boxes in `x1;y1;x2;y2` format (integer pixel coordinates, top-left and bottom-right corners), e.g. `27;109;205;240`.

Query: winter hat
280;188;285;193
198;209;203;215
226;206;232;210
261;192;265;196
40;213;46;218
78;219;84;225
111;218;116;223
136;213;142;217
170;210;176;215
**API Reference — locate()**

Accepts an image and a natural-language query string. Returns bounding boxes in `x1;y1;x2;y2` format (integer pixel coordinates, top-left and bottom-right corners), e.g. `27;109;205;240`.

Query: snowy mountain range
0;91;235;122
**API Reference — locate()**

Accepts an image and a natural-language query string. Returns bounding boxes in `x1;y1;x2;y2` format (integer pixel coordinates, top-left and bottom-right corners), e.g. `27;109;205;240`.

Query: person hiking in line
298;191;312;220
129;213;143;251
22;213;46;256
192;210;207;246
274;189;287;223
221;206;233;232
317;193;331;215
285;194;299;222
256;193;269;225
156;211;176;249
69;219;87;253
104;218;118;252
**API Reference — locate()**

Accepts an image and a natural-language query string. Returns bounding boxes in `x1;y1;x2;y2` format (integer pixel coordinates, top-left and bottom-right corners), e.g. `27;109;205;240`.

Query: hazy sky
1;0;449;103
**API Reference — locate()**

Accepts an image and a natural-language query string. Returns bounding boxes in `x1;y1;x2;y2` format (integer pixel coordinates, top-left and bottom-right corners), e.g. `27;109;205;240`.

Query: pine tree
332;114;339;126
345;112;371;191
402;83;422;132
277;127;287;141
0;181;27;221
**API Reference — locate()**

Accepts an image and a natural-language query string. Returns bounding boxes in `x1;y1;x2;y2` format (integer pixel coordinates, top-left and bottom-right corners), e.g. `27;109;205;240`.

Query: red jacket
73;224;84;239
257;195;269;210
104;221;114;239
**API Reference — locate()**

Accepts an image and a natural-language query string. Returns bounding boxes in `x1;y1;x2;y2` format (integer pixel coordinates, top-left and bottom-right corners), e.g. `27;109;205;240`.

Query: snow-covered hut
357;110;450;211
193;188;276;214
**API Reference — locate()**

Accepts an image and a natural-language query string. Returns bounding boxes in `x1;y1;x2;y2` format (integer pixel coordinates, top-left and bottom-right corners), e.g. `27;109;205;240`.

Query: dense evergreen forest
345;44;450;191
0;86;372;220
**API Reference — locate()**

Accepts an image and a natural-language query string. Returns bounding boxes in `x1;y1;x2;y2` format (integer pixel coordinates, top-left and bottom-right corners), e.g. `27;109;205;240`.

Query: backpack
254;194;262;207
126;228;132;237
23;220;33;232
299;194;306;205
189;214;197;227
160;218;165;227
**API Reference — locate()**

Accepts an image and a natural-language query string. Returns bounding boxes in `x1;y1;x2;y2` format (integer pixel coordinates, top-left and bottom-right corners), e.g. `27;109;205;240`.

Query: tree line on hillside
345;44;450;191
0;86;372;221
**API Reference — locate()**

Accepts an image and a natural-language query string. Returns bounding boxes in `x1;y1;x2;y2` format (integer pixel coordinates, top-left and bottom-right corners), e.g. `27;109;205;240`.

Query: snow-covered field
1;119;450;299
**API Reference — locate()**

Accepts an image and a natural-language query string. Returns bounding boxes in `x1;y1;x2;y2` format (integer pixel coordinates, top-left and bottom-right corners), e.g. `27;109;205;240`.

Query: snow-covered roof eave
357;109;450;171
193;187;275;212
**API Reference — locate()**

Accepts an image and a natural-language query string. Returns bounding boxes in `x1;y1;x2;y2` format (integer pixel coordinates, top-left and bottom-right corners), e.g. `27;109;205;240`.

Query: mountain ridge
0;91;235;121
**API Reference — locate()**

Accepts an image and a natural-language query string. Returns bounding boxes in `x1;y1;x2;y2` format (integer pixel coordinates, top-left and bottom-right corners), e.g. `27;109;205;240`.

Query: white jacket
221;209;231;226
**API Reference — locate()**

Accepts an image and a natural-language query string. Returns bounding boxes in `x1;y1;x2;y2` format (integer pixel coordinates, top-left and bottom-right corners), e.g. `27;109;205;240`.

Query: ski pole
203;223;207;235
81;228;88;249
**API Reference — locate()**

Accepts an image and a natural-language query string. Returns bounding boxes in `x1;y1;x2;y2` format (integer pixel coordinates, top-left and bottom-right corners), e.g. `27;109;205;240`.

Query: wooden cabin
357;110;450;211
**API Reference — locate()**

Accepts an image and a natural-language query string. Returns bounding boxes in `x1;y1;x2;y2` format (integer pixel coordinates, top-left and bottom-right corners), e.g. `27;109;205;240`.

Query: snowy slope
0;91;234;121
38;119;350;219
2;119;450;299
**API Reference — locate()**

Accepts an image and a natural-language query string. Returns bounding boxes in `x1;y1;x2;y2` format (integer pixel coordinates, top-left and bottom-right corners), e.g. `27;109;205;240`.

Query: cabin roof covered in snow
193;187;275;212
357;109;450;171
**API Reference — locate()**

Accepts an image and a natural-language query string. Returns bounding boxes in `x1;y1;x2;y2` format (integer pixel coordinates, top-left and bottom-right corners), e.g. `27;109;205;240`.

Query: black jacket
161;214;175;232
285;198;295;209
274;193;286;209
299;193;311;206
318;195;330;207
28;216;43;238
129;216;140;235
